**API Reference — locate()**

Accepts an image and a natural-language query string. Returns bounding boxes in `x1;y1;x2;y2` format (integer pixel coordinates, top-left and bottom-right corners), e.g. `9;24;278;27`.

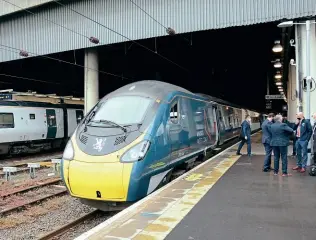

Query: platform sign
265;95;284;100
266;100;272;110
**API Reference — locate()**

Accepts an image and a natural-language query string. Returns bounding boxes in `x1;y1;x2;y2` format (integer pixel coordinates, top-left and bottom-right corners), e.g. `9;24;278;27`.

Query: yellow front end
63;131;145;202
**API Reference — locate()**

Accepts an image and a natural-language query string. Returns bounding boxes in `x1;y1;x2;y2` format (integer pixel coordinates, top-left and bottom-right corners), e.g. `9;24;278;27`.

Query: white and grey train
0;101;84;156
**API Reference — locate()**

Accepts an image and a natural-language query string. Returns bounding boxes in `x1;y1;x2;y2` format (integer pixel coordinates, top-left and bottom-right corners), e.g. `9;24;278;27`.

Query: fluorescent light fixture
277;21;294;28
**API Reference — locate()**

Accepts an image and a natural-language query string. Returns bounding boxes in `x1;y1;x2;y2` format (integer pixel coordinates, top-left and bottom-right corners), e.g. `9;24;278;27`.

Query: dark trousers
263;143;272;170
292;137;297;154
237;138;251;155
296;140;308;168
273;146;288;174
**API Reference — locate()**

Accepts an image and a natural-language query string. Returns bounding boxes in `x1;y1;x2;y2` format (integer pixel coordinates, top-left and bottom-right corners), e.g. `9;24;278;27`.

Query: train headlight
120;140;150;163
63;140;74;160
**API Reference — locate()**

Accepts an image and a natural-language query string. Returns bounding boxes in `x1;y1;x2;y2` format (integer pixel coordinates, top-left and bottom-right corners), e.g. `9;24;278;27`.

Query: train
61;80;262;211
0;101;84;156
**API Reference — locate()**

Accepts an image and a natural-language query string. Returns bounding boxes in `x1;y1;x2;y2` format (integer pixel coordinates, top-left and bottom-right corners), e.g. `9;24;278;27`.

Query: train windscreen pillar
84;48;99;115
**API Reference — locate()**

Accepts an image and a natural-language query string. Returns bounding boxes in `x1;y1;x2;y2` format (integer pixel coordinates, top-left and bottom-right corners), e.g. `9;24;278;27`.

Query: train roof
195;93;242;109
0;101;83;109
195;93;260;113
104;80;193;100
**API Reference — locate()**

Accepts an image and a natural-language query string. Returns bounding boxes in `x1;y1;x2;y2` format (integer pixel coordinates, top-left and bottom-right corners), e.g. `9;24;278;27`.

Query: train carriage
61;80;261;211
0;101;83;156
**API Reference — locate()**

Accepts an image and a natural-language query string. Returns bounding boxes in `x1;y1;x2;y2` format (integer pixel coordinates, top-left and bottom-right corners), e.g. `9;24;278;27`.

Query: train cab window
92;96;152;125
29;114;35;120
170;102;178;124
0;113;14;128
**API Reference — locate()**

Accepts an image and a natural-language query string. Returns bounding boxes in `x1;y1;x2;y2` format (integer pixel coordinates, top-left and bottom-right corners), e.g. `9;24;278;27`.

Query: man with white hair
270;114;295;176
292;112;313;173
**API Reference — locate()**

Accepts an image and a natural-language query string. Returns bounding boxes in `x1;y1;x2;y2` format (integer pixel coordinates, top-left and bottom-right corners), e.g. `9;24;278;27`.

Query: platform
75;132;316;240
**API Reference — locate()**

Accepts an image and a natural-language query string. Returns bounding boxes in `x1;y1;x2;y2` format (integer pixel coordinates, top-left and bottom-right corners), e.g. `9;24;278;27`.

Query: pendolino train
61;80;261;210
0;101;83;156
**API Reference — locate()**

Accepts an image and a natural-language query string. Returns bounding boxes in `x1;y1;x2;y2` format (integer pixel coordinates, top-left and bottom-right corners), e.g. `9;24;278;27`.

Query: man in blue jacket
262;113;274;172
270;114;295;176
236;115;252;156
292;112;313;173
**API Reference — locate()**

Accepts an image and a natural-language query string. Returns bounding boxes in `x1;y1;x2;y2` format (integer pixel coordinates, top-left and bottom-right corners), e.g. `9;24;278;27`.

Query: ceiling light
275;71;282;79
274;61;282;68
272;40;283;52
276;82;283;86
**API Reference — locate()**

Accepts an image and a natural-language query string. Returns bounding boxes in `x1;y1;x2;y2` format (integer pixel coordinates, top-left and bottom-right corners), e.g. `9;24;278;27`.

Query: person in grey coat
262;113;274;172
270;114;295;176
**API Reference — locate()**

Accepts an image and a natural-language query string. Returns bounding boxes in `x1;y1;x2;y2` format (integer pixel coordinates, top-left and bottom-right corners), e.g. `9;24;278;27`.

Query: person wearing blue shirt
236;115;252;156
262;113;274;172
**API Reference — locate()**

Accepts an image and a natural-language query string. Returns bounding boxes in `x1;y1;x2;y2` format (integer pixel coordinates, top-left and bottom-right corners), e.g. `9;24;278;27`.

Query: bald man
292;112;313;173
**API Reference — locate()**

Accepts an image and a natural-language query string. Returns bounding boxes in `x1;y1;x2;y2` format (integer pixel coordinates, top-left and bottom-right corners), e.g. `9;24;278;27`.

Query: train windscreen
92;96;153;125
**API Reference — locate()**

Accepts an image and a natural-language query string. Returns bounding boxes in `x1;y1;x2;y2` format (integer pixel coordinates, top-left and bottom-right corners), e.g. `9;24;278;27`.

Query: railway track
37;210;101;240
0;178;66;217
0;177;61;198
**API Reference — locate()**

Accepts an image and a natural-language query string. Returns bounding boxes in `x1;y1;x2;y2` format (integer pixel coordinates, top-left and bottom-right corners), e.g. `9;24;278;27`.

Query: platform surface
76;132;316;240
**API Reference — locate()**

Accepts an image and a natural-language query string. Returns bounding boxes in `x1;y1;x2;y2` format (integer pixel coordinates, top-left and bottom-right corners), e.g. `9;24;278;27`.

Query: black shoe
236;152;242;155
263;168;273;172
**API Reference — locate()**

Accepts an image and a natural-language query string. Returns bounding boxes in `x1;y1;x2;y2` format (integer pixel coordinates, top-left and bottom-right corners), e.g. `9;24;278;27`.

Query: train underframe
0;138;68;157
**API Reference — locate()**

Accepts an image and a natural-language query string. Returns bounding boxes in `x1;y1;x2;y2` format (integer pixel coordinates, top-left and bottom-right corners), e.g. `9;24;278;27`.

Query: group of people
236;112;316;176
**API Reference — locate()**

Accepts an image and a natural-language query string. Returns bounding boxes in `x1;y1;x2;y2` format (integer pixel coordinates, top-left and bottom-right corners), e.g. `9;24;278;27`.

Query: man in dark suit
292;112;313;173
236;115;252;156
262;113;274;172
312;113;316;162
283;116;297;156
270;114;295;176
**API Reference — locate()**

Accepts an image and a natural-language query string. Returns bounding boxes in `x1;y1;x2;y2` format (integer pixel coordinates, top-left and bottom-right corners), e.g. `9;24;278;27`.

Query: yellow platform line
132;155;240;240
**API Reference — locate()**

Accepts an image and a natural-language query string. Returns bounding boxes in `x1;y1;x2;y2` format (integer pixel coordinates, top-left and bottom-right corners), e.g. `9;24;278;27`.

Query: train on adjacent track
0;101;84;156
61;80;263;211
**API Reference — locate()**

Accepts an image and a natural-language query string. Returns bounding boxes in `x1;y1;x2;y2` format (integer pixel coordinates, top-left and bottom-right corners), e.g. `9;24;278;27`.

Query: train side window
29;114;35;120
170;102;179;124
0;113;14;128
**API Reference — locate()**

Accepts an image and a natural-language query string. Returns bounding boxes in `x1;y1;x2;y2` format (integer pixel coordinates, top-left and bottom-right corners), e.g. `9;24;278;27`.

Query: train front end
61;92;158;210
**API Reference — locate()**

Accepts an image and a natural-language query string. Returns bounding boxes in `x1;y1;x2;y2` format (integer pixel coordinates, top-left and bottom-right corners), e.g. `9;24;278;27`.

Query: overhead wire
1;0;90;41
0;0;135;81
0;73;62;85
52;0;189;72
128;0;192;45
128;0;168;30
0;44;134;80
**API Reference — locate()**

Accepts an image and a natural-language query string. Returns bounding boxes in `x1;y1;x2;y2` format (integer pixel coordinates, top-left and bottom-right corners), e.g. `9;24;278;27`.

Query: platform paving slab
165;154;316;240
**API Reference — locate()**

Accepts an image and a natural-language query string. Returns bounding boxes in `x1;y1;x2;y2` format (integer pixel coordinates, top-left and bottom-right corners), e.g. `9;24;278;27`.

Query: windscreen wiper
85;107;98;125
90;119;128;133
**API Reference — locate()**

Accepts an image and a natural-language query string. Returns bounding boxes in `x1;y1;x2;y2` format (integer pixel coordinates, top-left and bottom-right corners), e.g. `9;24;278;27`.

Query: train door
76;110;84;124
206;104;218;146
216;106;226;145
167;97;189;163
46;109;57;139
